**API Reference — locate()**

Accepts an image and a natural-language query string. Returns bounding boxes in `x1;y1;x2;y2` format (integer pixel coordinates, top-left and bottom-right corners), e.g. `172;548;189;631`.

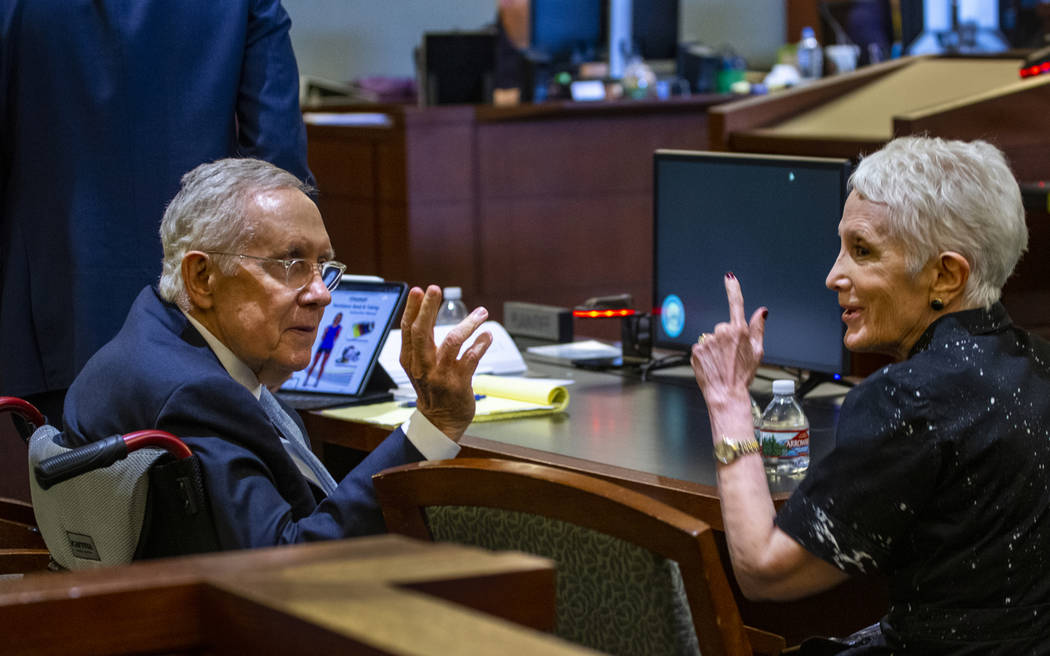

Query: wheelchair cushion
28;425;165;569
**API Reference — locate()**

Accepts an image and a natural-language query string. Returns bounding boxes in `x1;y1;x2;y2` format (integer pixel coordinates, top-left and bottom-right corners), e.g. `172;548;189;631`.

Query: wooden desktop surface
303;357;888;645
305;357;844;529
0;534;576;656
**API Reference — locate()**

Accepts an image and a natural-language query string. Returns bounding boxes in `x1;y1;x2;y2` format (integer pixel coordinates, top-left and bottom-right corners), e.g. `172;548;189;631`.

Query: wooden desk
0;535;581;656
303;359;888;645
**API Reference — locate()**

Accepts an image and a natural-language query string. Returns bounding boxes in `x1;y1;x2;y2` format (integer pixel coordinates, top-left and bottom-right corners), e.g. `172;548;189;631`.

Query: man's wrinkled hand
400;285;492;441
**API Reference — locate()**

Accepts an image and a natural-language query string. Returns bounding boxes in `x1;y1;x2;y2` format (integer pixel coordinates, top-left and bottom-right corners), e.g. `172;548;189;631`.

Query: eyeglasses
206;252;347;292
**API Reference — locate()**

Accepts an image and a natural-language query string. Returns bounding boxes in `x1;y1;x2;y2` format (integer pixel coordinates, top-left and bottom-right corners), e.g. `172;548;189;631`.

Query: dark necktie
259;386;338;495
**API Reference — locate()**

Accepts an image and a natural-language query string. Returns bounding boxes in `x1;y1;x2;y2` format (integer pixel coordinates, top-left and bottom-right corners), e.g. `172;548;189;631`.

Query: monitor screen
530;0;603;65
652;150;852;376
600;0;680;62
632;0;680;60
422;31;496;105
902;0;1009;54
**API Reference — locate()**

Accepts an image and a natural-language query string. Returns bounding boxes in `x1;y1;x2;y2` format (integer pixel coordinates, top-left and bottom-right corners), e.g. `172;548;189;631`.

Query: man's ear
182;251;217;310
931;251;971;306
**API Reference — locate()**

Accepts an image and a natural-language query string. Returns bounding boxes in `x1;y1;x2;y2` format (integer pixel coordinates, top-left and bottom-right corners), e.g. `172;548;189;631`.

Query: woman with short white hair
691;136;1048;654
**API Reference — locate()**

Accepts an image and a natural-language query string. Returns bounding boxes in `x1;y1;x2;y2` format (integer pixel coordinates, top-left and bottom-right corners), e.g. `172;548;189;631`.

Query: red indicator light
572;308;637;319
1020;63;1050;79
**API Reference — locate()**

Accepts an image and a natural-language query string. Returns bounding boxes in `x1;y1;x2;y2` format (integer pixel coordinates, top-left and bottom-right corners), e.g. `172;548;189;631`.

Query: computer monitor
420;31;496;106
902;0;1010;54
632;0;681;60
652;150;852;389
819;0;894;65
529;0;603;66
600;0;681;61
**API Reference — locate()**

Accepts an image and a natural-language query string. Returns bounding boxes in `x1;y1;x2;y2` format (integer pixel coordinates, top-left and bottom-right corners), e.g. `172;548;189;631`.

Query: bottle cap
772;379;796;395
802;26;815;39
443;286;462;300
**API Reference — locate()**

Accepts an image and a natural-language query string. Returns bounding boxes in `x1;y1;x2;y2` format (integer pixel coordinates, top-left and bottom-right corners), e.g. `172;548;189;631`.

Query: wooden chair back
374;458;784;656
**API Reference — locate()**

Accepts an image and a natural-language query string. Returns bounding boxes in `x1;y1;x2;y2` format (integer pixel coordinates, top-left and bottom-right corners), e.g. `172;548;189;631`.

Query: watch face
714;440;736;464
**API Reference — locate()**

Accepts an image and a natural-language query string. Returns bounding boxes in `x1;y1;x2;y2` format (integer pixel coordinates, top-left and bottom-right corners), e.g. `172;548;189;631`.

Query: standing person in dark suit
63;158;492;553
0;0;313;427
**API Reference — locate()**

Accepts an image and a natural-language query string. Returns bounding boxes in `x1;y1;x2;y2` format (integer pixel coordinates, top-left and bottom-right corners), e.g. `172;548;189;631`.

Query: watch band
713;436;761;465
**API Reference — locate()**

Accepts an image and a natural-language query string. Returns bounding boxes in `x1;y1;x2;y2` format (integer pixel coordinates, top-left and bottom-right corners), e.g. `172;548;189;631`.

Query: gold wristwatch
713;436;761;465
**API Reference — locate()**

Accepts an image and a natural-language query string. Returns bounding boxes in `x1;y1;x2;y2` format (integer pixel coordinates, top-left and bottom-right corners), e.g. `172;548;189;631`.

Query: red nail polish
726;272;735;279
762;309;769;319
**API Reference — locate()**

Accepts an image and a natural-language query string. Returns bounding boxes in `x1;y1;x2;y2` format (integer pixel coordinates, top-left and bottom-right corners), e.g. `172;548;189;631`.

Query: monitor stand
795;371;854;399
640;352;690;381
640;354;856;399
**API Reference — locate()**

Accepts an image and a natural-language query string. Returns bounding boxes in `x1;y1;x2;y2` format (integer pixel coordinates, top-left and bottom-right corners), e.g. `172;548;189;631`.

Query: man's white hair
158;158;314;310
850;136;1027;308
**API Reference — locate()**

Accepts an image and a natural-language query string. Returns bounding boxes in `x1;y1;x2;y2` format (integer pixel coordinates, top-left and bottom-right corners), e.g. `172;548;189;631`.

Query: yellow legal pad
321;375;571;428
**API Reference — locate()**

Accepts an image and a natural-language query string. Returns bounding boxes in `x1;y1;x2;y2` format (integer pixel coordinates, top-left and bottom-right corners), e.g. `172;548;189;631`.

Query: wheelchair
0;397;219;570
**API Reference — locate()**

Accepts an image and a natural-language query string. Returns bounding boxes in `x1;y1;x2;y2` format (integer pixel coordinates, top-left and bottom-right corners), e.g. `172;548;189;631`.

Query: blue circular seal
661;294;685;338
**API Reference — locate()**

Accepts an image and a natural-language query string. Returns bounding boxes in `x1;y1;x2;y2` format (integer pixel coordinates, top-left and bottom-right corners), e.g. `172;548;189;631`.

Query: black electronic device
529;0;603;67
901;0;1011;55
676;42;721;93
600;0;681;61
420;30;496;105
650;150;853;395
819;0;894;65
278;279;407;409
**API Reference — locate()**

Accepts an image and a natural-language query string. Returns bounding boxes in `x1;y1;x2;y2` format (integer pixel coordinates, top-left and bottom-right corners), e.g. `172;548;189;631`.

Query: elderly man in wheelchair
17;158;491;569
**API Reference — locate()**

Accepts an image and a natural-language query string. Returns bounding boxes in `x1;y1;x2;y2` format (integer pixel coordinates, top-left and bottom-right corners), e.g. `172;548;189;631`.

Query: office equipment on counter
650;150;852;396
525;340;622;365
571;295;651;365
322;375;571;426
278;279;407;410
504;301;573;342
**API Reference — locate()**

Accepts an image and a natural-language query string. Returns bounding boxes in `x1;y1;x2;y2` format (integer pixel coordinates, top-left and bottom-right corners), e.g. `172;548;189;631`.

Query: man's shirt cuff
401;409;461;460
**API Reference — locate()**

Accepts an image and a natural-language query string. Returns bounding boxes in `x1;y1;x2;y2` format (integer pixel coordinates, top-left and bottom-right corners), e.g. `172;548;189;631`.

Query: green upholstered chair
373;458;785;656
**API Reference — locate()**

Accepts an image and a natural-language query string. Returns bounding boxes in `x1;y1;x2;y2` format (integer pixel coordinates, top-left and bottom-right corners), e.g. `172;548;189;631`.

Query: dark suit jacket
64;287;423;554
0;0;313;398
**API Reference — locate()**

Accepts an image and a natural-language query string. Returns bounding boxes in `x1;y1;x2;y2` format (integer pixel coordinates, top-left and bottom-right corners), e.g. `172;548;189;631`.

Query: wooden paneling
403;113;475;202
308;135;377;197
477;194;652;311
316;195;380;275
404;200;476;291
476;114;706;196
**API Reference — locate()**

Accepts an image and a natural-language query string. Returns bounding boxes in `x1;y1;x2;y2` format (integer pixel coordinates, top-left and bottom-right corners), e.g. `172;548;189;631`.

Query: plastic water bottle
759;379;810;477
796;26;823;82
435;286;468;325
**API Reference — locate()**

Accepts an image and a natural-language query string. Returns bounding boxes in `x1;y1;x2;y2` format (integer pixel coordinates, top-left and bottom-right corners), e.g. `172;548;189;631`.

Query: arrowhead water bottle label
759;427;810;461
